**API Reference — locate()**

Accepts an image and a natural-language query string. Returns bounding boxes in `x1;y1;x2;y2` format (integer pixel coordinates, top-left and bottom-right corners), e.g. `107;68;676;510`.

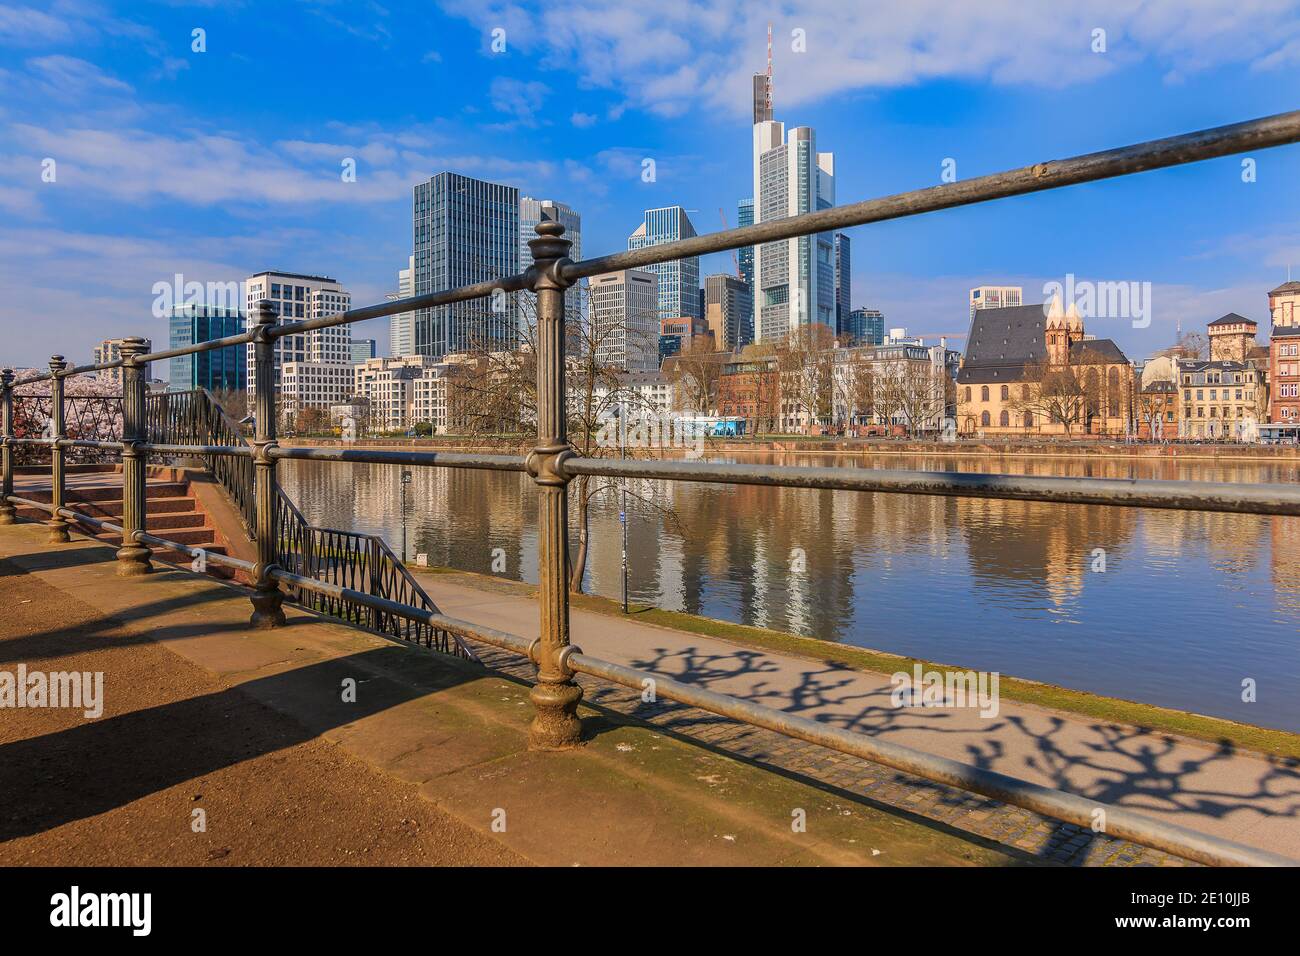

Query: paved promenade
418;572;1300;865
0;522;1015;866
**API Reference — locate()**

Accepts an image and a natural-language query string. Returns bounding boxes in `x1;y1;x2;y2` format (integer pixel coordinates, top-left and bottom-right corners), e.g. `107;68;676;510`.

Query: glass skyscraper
413;172;519;359
628;206;700;322
168;305;246;392
519;196;581;328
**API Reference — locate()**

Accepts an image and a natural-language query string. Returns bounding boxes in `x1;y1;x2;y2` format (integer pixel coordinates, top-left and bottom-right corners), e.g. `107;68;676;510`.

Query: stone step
58;495;200;518
22;481;189;504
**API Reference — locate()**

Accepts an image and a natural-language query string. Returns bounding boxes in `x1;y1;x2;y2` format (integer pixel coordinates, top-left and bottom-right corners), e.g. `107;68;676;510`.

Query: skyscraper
169;306;243;392
413;172;519;359
738;197;755;323
628;206;700;322
519;196;582;326
388;255;415;357
969;285;1023;320
834;233;851;338
752;60;835;342
704;274;753;351
590;269;659;371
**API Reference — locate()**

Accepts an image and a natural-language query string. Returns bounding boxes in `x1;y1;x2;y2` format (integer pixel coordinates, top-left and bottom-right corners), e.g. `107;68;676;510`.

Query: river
280;450;1300;732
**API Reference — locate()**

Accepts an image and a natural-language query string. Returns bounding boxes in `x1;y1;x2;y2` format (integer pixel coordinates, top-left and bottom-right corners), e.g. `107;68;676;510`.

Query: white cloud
489;77;551;126
570;111;598;128
440;0;1300;117
0;4;79;45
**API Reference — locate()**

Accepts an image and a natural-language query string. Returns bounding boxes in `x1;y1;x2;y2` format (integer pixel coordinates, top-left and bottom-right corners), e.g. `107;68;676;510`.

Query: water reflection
281;452;1300;731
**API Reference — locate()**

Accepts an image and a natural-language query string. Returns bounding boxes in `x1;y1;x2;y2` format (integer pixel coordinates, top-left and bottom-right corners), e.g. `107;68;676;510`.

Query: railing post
249;301;286;628
46;355;69;543
116;337;152;576
0;368;15;525
524;220;583;749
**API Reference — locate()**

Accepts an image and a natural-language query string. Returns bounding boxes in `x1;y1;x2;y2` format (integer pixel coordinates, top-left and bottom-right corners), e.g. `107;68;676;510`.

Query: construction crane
719;208;740;279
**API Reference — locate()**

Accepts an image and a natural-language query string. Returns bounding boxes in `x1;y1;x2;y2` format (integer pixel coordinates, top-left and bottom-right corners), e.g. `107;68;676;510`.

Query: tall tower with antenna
750;21;837;343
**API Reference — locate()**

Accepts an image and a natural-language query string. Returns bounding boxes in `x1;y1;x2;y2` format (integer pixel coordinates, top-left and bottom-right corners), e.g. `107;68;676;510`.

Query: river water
280;451;1300;732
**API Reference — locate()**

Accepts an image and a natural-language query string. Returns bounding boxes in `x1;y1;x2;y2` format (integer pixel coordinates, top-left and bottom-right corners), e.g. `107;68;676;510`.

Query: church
956;297;1133;436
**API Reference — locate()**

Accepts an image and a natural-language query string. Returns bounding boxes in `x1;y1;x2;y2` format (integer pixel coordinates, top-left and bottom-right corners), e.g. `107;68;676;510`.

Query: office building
388;256;415;357
752;62;836;342
628;206;700;322
844;308;885;346
413;172;519;359
969;285;1023;320
834;233;851;338
351;339;377;364
703;274;753;351
590;269;659;371
168;306;244;392
519;197;582;329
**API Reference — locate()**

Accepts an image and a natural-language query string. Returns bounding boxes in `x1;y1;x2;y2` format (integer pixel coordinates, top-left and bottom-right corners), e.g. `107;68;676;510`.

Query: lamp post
400;470;412;562
619;401;628;614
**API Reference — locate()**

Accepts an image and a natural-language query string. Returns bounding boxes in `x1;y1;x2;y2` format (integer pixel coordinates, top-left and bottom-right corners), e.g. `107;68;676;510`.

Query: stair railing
145;388;473;660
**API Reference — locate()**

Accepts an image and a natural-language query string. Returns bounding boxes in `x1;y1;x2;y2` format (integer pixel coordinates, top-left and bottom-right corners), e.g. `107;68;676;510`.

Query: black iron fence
5;109;1300;866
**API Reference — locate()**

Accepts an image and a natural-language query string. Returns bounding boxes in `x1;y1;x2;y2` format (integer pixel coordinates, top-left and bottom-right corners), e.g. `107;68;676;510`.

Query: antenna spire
766;21;773;117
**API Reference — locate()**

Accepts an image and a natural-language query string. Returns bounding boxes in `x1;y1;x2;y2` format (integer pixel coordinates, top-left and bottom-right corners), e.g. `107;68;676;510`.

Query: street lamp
612;403;629;613
400;470;413;562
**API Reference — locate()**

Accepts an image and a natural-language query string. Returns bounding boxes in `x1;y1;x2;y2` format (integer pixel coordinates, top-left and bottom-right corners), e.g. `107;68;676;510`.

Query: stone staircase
14;467;230;570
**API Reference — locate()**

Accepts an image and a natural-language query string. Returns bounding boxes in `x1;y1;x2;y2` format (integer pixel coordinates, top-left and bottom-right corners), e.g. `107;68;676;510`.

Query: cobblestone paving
472;644;1190;867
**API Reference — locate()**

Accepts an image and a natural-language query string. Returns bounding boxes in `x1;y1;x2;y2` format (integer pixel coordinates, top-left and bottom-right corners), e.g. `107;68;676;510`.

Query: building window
980;411;990;427
981;386;989;402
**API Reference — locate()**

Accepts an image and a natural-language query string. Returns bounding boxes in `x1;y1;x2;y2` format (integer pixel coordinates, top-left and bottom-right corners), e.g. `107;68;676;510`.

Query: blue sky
1;0;1298;368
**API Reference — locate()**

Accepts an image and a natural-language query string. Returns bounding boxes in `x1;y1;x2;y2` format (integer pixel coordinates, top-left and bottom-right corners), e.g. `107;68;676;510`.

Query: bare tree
1176;331;1209;361
668;339;725;414
880;359;948;436
777;323;836;434
1010;358;1096;436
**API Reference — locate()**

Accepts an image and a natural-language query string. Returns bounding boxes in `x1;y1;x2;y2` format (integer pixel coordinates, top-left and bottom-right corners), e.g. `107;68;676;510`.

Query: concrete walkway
0;521;1016;867
417;573;1300;862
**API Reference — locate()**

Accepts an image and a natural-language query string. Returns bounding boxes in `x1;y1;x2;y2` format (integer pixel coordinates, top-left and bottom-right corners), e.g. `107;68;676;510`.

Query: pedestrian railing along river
5;111;1300;867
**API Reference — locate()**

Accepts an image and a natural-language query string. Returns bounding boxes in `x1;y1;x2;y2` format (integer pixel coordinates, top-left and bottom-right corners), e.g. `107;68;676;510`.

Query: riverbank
282;435;1300;463
414;563;1300;761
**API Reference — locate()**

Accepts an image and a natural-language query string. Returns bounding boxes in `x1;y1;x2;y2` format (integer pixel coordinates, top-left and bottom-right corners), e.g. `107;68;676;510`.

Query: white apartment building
353;355;440;431
590;269;659;371
278;363;354;421
245;271;353;414
93;338;152;388
592;370;679;423
969;286;1023;320
412;360;475;435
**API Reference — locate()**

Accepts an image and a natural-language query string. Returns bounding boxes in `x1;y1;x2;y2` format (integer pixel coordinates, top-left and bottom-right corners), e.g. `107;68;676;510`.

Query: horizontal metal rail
564;457;1300;516
564;653;1293;868
268;446;528;471
135;530;255;573
10;108;1298;378
139;442;251;458
270;566;532;656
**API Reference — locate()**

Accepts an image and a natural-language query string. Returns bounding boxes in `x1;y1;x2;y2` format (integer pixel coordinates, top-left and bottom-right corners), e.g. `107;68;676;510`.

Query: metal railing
275;489;475;659
146;388;256;532
5;108;1300;867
